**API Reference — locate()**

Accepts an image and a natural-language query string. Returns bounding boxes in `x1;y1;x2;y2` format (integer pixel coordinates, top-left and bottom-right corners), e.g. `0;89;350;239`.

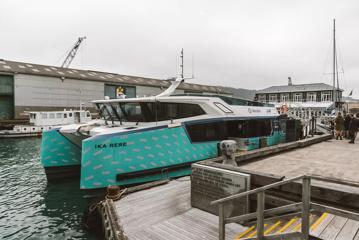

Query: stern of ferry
41;129;82;181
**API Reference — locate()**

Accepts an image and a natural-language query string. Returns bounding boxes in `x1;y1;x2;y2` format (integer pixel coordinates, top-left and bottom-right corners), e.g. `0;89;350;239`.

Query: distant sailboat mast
332;19;341;106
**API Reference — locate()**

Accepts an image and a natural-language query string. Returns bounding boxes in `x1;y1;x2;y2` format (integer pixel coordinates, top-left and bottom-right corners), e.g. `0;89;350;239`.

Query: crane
61;36;86;68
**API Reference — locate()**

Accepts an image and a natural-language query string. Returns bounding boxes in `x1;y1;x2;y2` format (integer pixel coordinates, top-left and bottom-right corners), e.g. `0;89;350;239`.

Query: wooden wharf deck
104;177;359;240
100;135;359;240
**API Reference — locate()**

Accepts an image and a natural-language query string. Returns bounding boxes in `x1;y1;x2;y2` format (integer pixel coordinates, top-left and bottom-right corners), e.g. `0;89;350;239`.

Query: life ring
280;104;288;114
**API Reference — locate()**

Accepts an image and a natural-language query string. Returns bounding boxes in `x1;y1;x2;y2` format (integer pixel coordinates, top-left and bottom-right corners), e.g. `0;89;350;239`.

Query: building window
321;92;332;101
258;94;266;102
307;92;316;102
49;113;55;119
56;113;62;118
105;84;136;99
269;94;277;102
41;113;48;119
293;93;302;102
281;94;289;102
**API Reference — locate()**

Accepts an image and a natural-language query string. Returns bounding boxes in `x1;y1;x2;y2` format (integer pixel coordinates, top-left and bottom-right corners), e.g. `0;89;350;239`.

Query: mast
332;19;336;104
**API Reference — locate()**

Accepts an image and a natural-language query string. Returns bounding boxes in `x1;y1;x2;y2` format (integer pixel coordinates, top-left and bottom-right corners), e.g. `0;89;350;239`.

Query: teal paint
41;130;81;167
267;131;285;146
80;126;218;189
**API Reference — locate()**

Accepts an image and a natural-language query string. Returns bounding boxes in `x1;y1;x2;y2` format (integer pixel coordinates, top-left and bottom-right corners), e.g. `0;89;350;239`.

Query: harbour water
0;138;96;240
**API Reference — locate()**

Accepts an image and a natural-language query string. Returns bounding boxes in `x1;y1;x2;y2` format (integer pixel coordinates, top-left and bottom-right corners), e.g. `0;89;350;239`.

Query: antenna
180;48;184;79
191;53;195;79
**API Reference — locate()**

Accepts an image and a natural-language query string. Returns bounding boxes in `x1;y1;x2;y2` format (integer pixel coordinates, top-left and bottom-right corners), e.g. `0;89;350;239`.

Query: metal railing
211;175;359;240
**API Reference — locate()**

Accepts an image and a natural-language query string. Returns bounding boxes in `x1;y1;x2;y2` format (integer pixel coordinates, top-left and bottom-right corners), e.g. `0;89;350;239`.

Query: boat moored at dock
41;79;289;189
0;109;92;138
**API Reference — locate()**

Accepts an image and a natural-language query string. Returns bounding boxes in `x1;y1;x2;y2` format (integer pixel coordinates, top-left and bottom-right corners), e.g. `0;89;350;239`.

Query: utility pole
180;48;184;79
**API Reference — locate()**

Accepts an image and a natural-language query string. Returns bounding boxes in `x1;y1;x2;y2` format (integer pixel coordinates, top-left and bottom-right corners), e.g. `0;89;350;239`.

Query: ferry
0;109;92;138
41;79;287;189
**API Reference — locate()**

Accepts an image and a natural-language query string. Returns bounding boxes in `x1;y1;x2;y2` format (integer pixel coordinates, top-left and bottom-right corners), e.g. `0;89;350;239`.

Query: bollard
106;185;121;200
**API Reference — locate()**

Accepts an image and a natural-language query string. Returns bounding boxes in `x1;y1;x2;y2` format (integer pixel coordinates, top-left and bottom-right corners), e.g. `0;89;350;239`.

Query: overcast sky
1;0;359;97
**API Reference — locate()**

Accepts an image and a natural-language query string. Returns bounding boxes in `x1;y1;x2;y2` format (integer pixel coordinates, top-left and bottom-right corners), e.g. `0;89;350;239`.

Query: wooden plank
319;216;348;240
335;219;359;240
310;213;335;237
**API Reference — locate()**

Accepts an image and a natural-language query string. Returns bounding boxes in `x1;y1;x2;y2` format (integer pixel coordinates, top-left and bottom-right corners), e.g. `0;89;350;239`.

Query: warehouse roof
0;59;227;94
256;83;343;94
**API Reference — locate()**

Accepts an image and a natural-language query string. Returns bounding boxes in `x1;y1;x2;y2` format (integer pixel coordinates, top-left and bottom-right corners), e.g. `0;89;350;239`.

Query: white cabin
29;110;92;126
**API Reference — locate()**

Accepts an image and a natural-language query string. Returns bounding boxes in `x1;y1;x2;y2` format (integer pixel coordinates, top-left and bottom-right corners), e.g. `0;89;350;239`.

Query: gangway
211;175;359;240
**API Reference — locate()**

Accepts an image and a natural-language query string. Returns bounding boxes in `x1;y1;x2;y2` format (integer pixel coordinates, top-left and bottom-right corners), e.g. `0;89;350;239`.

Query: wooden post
257;191;265;240
219;203;225;240
301;177;311;240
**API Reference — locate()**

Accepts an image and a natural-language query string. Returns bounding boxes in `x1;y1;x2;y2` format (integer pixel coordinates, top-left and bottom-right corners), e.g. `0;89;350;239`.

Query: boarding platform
99;135;359;240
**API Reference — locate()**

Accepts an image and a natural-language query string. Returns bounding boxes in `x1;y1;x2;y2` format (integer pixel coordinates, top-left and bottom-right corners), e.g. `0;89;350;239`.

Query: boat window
96;102;205;122
185;119;273;142
30;113;36;119
214;102;233;113
86;112;91;117
69;113;73;117
49;113;55;119
80;112;85;117
156;103;206;121
41;113;47;119
56;113;62;118
226;119;272;138
64;113;67;118
186;121;227;142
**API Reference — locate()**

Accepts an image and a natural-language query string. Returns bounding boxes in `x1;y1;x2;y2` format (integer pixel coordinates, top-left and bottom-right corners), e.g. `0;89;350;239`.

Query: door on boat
74;112;80;123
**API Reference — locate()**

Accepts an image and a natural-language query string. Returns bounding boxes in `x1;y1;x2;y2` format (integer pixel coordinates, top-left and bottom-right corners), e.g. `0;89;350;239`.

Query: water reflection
0;138;96;240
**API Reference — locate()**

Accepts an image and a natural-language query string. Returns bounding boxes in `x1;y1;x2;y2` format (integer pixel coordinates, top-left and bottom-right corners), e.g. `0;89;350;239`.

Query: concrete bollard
220;140;238;166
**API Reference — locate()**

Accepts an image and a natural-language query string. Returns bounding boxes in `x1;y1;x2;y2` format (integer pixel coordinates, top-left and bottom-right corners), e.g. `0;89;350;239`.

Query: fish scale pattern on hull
41;129;81;167
80;126;219;189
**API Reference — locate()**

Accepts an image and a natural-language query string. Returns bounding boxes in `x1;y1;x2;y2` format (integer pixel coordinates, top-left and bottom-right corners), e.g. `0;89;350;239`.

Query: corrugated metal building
0;59;227;120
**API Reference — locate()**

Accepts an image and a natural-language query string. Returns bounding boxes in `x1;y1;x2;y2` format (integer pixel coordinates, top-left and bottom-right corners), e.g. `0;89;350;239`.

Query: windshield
95;102;205;123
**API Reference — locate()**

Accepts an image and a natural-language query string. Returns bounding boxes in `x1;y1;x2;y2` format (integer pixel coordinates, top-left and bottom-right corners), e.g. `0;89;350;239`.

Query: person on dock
344;113;352;139
335;112;344;140
348;114;358;144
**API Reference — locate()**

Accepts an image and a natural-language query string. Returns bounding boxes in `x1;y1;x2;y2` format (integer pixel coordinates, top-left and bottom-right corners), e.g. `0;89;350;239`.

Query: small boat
0;109;92;138
40;79;287;189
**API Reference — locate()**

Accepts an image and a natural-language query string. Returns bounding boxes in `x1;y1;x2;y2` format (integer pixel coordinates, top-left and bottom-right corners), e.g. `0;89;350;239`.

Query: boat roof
92;94;272;107
28;109;89;114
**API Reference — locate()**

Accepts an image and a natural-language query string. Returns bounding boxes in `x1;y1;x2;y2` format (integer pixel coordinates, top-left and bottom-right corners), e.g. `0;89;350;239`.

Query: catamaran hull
41;129;82;181
40;121;285;188
44;165;81;181
80;125;219;189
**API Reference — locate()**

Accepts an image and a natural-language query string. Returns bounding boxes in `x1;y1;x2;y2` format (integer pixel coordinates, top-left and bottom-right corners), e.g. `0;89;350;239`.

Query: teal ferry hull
80;125;218;189
40;121;285;189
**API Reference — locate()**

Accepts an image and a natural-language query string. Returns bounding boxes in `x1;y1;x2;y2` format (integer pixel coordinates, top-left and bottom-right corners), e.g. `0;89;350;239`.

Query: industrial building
0;59;227;120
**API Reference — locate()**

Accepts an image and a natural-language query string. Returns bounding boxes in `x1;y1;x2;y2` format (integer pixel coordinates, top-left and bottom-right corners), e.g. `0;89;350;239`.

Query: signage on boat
94;142;127;149
191;164;250;217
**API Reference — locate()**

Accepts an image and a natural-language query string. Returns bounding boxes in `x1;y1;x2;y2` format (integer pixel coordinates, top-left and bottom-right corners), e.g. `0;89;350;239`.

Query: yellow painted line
294;214;317;232
264;221;282;235
234;225;255;240
246;224;268;238
293;221;301;232
276;217;297;234
310;212;328;231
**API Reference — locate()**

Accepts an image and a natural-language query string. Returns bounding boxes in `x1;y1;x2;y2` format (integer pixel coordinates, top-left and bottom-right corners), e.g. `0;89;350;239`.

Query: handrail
211;175;306;206
214;174;311;240
213;174;359;240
